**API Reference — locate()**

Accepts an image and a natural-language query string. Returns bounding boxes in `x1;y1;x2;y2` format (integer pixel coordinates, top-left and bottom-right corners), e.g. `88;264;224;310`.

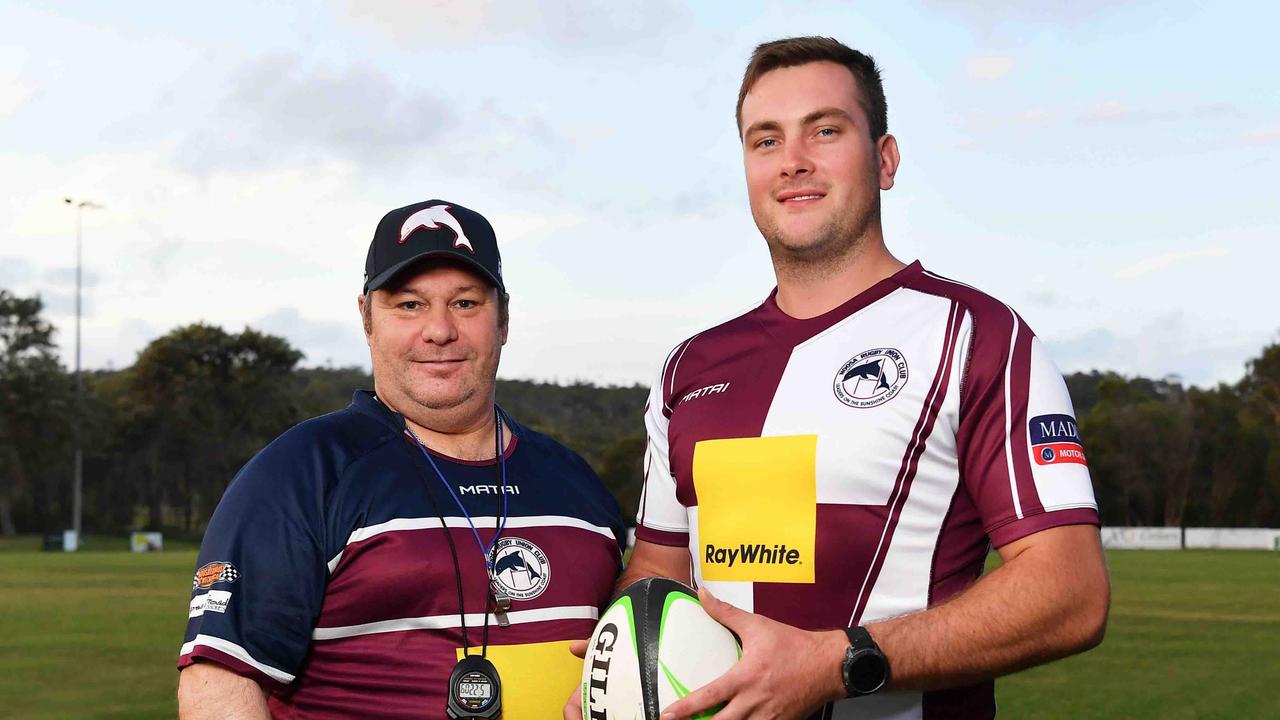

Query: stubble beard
759;193;881;281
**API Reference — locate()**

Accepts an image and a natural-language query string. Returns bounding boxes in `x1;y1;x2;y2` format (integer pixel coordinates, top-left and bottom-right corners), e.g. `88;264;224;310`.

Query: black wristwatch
841;626;890;697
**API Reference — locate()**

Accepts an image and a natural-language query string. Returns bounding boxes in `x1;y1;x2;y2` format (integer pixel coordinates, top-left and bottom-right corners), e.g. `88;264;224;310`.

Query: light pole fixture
63;197;102;548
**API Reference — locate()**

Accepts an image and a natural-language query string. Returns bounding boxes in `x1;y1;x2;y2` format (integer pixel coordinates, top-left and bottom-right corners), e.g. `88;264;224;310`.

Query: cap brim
363;250;505;295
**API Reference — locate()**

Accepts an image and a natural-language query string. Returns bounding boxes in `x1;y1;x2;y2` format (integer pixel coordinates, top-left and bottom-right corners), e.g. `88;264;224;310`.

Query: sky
2;0;1277;388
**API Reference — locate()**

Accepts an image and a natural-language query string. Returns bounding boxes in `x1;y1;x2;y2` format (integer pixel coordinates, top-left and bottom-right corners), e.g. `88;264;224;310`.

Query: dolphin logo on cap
399;204;474;253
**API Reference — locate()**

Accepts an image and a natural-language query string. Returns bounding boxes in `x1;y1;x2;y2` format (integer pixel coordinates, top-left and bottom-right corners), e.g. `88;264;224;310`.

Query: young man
178;200;626;718
626;38;1109;720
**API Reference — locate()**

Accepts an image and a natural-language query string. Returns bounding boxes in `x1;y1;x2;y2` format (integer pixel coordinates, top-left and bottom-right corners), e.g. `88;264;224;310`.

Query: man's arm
616;539;691;594
178;662;271;720
661;523;1110;720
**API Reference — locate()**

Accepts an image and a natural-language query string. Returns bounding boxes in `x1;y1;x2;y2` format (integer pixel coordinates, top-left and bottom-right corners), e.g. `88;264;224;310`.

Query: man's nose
420;305;458;345
781;139;813;178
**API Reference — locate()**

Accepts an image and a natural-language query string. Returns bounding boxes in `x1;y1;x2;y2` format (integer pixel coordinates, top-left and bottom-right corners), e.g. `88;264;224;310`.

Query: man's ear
878;133;901;191
359;293;373;339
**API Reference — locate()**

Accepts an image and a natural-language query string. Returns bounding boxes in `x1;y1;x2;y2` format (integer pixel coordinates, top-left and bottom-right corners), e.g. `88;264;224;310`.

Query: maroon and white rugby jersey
635;262;1098;719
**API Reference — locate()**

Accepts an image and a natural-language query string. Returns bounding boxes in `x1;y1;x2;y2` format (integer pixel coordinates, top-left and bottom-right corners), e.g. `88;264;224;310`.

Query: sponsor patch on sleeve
1028;413;1087;466
193;561;241;590
189;590;233;617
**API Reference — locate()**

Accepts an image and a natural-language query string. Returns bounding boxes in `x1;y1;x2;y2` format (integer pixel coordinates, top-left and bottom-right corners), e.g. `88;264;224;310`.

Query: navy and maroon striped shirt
179;391;625;718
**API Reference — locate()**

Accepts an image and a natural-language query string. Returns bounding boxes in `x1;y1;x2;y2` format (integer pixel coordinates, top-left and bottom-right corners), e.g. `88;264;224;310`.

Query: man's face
361;262;506;418
740;61;898;261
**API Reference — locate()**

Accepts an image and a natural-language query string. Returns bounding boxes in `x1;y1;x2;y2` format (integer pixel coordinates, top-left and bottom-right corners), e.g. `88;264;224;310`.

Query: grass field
1;541;1277;719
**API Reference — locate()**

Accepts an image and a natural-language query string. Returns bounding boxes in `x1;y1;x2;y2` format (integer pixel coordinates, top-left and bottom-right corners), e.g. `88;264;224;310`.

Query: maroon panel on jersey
320;524;617;628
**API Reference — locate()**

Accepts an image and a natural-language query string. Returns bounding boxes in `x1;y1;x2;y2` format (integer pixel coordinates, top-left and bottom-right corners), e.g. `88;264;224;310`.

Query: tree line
1;287;1276;536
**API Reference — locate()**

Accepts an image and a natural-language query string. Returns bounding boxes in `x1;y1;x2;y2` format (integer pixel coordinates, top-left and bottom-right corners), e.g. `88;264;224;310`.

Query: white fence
1101;527;1280;550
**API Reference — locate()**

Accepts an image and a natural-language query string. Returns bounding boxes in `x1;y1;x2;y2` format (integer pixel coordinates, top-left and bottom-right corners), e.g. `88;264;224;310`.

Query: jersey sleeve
634;366;690;547
957;311;1100;548
177;428;331;688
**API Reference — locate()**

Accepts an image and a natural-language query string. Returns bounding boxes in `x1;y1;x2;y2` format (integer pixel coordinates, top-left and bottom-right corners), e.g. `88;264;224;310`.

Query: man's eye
817;127;838;138
455;299;478;309
756;137;778;149
399;301;420;310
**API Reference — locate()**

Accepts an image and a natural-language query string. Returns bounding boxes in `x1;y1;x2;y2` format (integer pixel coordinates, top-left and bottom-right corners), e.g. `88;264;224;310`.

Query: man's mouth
777;190;826;204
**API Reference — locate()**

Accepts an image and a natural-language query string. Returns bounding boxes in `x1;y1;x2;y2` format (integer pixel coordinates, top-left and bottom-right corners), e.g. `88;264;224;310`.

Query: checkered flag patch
193;561;241;590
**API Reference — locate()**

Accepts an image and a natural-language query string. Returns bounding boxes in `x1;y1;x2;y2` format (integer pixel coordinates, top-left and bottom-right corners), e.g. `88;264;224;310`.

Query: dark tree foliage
97;323;304;532
2;286;1276;534
0;290;75;534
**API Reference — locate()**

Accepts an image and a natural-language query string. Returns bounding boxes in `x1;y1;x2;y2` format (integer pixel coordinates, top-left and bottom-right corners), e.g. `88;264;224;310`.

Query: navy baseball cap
363;200;505;294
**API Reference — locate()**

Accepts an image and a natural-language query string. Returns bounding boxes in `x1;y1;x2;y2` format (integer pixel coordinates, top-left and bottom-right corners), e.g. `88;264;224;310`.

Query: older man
179;200;625;719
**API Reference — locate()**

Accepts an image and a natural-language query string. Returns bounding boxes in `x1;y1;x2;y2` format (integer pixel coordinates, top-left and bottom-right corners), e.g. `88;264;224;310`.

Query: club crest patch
490;537;550;600
193;561;240;590
833;348;908;408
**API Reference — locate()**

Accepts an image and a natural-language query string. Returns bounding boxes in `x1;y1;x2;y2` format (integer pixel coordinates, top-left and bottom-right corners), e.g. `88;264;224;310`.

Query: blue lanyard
405;408;509;571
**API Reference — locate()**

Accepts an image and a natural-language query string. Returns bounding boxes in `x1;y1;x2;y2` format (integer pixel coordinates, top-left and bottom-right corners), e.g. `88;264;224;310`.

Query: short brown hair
735;36;888;141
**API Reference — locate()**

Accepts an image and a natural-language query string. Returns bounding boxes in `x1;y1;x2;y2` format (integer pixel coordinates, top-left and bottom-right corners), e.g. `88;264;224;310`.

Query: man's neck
773;238;906;320
376;392;511;461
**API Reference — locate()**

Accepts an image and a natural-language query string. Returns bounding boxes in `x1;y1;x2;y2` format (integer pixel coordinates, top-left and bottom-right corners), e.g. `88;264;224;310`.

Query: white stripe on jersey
1002;306;1024;520
924;270;1028;520
311;605;599;640
180;634;296;684
328;515;618;573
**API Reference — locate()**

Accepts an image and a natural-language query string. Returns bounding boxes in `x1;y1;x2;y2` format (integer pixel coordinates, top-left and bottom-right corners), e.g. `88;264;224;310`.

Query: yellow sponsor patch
693;435;817;583
456;640;580;718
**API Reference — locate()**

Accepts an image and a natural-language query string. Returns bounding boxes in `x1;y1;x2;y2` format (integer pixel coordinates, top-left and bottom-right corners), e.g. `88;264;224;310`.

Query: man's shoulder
650;298;772;391
903;267;1024;325
247;402;399;481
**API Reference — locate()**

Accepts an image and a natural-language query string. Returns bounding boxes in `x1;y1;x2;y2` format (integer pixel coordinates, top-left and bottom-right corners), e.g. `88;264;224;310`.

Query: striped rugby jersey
178;391;625;718
635;261;1099;720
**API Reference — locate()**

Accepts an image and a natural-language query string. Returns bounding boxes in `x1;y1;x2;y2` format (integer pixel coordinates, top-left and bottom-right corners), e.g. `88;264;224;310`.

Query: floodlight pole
64;197;101;547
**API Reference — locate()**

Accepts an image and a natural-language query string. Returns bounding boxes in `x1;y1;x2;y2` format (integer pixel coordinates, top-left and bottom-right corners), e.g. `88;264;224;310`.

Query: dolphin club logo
399;204;475;253
1028;413;1088;466
833;348;908;408
490;537;550;600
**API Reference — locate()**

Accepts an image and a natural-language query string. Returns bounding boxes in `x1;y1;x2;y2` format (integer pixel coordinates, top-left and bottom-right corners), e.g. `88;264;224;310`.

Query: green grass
0;545;1276;718
0;541;197;719
995;550;1280;718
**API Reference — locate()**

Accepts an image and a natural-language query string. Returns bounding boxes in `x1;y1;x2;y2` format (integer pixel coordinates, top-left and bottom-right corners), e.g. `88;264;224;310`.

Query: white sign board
1184;528;1280;550
1100;527;1182;550
130;532;164;552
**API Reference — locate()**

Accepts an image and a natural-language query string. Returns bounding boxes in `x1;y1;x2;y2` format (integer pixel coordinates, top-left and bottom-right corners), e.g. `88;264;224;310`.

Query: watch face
849;650;888;694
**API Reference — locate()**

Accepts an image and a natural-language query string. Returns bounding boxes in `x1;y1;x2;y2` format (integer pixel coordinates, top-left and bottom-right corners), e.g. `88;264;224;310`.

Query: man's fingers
568;639;588;659
659;666;743;720
562;682;583;720
698;586;751;632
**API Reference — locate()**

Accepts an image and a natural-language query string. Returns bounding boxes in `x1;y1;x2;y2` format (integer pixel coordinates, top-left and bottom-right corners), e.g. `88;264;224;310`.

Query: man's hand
562;639;588;720
660;588;848;720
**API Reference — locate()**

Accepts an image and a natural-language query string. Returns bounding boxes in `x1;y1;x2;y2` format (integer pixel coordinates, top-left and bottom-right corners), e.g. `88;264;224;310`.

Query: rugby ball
581;578;741;720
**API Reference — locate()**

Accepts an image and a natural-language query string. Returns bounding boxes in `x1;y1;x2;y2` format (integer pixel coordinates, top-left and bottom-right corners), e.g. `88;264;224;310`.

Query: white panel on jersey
687;506;755;613
857;321;967;624
1025;338;1098;512
831;692;923;720
761;289;959;507
639;380;691;534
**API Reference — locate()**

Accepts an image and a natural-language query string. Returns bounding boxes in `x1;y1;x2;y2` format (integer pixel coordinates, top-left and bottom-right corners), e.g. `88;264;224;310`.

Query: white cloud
0;74;32;116
1083;100;1126;122
175;55;457;176
1048;312;1263;387
1243;126;1280;145
1113;247;1229;280
338;0;687;49
964;55;1014;82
